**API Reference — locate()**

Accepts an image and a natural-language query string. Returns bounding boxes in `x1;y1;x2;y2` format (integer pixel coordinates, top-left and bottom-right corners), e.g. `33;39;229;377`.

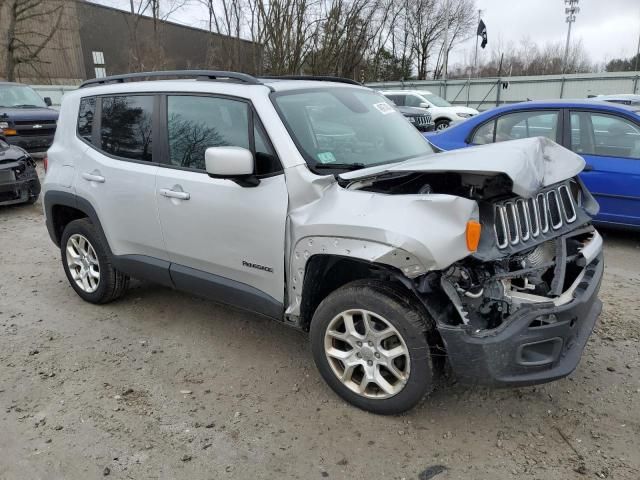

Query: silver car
43;71;604;414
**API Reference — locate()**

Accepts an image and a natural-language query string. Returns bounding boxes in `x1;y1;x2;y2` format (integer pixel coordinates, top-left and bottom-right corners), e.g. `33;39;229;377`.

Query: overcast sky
92;0;640;67
451;0;640;67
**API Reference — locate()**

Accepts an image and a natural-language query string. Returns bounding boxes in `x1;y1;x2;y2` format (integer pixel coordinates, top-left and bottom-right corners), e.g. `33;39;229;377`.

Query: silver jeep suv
43;71;604;414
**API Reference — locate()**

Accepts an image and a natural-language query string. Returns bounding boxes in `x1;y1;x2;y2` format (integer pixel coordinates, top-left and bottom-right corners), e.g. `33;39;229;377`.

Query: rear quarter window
77;97;96;142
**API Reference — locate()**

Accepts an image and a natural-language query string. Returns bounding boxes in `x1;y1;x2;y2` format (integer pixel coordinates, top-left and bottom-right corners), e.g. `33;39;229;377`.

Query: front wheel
310;280;434;414
435;119;450;130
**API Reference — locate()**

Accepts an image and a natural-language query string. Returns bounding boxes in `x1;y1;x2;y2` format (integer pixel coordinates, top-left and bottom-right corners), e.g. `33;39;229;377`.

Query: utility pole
442;0;450;81
562;0;580;74
634;7;640;72
466;9;481;107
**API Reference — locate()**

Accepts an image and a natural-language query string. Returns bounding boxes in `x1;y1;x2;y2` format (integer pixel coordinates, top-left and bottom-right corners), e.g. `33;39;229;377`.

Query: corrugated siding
367;72;640;110
0;0;85;84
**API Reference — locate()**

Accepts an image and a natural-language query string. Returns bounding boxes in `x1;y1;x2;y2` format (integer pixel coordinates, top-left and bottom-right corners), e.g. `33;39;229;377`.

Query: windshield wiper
314;163;367;171
13;104;39;108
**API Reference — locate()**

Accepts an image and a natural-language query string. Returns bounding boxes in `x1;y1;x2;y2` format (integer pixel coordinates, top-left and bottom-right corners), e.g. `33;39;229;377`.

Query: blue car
427;100;640;229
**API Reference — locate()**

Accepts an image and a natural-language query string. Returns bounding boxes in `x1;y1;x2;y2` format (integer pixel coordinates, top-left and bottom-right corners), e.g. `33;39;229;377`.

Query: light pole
562;0;580;74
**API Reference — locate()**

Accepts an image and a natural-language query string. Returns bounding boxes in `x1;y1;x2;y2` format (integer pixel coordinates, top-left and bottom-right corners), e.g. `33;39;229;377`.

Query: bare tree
1;0;66;82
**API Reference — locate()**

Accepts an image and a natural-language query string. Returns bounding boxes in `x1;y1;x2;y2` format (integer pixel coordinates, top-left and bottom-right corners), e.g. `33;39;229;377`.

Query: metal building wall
0;0;86;85
367;72;640;111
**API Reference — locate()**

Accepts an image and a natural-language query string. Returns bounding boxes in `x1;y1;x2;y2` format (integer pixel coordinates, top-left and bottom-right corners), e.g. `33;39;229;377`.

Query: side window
405;95;423;108
167;95;249;171
167;95;282;174
494;111;558;143
77;97;96;142
386;95;404;106
571;111;640;159
472;119;496;145
100;95;154;161
254;122;281;175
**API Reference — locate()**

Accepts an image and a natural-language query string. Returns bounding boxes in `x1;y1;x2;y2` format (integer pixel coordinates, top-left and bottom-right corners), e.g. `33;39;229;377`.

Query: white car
381;89;478;130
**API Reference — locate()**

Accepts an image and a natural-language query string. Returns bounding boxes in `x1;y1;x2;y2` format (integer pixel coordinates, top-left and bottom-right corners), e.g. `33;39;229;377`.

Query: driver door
155;94;288;314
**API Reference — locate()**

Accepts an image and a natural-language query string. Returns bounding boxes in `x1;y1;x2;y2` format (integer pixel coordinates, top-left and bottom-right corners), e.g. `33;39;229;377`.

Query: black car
395;105;434;132
0;134;40;206
0;82;58;154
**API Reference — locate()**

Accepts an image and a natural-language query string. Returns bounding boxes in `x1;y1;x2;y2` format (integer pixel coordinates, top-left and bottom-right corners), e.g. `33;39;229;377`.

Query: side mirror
44;97;52;107
419;102;430;109
205;146;258;187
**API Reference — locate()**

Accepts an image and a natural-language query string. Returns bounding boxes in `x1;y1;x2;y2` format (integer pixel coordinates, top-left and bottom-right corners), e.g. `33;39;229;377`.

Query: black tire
310;280;434;415
60;218;129;304
435;119;450;130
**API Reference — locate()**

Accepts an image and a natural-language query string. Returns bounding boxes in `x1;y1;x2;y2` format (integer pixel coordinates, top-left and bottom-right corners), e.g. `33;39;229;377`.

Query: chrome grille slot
536;193;549;233
493;182;581;249
516;199;530;241
547;190;563;229
494;206;509;248
505;202;519;244
527;197;540;237
559;184;577;222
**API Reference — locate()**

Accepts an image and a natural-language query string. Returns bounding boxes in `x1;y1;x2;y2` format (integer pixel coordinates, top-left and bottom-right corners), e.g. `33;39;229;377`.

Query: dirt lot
1;190;639;480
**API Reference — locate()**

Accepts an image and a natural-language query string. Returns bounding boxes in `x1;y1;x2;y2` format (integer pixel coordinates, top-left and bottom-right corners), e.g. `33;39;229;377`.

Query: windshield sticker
317;152;337;163
373;102;395;115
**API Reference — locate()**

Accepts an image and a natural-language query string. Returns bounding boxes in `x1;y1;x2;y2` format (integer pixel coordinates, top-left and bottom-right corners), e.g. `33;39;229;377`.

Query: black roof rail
79;70;263;89
259;75;362;86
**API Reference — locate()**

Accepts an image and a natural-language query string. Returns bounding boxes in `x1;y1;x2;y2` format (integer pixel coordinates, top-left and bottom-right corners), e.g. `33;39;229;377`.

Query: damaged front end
428;179;603;386
338;138;604;386
0;140;40;206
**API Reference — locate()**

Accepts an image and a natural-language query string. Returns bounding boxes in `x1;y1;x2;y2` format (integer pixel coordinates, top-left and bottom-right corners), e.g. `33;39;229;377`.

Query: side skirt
113;254;284;321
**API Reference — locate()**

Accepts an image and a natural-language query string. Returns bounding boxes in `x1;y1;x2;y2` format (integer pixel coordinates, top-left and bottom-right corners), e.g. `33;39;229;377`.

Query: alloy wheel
324;309;410;399
65;233;100;293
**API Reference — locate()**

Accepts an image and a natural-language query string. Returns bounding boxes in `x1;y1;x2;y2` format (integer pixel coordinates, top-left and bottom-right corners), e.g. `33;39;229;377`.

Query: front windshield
419;92;452;107
273;88;434;170
0;84;46;108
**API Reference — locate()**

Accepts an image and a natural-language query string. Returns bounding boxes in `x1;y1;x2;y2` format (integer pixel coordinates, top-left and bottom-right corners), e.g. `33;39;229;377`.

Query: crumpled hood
339;137;585;198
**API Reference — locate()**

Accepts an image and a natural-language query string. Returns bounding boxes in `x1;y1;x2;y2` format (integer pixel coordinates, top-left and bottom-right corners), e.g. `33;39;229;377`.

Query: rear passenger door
74;94;168;261
154;94;288;313
567;110;640;227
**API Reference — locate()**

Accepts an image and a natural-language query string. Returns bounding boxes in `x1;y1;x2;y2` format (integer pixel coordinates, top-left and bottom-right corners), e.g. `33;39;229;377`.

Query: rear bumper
5;134;54;153
437;254;603;387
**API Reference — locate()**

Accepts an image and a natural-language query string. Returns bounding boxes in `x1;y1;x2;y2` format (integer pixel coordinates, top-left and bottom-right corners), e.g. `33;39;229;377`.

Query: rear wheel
310;280;434;414
60;219;129;304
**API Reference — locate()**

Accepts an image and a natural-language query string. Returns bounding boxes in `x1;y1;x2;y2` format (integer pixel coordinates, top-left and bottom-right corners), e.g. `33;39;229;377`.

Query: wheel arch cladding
44;191;109;253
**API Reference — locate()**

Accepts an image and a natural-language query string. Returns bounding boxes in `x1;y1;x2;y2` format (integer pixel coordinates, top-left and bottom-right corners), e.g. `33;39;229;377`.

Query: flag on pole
477;19;488;49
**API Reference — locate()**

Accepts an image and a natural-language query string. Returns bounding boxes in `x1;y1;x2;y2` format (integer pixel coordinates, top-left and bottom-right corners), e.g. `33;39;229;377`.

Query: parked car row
426;99;640;229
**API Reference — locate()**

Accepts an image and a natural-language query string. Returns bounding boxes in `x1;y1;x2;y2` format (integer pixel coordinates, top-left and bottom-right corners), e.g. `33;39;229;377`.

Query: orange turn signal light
1;128;17;136
466;220;482;251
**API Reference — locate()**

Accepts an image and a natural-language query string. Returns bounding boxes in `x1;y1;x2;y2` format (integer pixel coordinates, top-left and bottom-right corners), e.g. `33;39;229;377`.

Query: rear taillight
43;155;48;172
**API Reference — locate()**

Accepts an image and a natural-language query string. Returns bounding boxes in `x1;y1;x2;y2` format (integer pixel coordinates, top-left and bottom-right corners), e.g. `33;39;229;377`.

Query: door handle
81;172;105;183
583;164;594;172
159;188;190;200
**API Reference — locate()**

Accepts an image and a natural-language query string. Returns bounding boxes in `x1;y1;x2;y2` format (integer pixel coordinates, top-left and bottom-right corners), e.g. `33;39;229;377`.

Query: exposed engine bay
439;227;600;331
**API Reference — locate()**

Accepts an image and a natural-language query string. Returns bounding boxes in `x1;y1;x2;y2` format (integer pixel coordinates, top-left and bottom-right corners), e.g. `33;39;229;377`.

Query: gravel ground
1;187;639;480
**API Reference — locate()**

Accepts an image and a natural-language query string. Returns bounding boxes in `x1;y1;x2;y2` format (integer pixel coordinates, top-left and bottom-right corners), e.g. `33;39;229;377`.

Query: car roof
380;90;434;95
483;99;640;114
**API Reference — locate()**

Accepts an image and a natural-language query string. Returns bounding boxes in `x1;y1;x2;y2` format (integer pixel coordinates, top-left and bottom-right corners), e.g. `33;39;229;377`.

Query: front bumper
5;134;54;153
437;254;603;387
415;123;435;132
0;168;41;205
